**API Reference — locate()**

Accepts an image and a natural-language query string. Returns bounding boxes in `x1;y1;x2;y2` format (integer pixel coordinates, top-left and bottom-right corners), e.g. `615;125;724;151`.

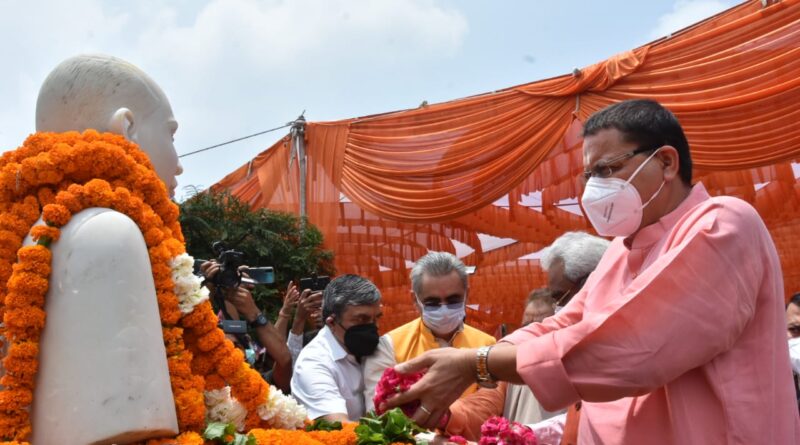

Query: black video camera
211;241;247;289
194;241;276;290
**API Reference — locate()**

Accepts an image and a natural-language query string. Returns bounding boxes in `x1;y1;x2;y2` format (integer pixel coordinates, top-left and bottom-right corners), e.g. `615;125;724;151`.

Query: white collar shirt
290;325;365;421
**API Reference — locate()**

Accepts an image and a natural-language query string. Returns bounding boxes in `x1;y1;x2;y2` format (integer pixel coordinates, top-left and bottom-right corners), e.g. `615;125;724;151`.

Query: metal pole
291;115;307;228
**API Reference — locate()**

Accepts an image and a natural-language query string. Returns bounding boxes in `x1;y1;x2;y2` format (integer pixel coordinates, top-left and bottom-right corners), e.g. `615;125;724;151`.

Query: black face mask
339;322;380;359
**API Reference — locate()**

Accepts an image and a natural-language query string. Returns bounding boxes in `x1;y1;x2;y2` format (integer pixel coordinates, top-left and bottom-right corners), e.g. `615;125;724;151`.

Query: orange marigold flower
249;429;332;445
82;178;112;195
0;230;22;251
0;261;14;283
41;204;71;227
16;245;51;265
174;388;206;431
170;375;198;393
151;262;172;283
216;349;247;379
36;188;55;206
10;257;50;278
190;351;216;376
0;389;33;411
54;190;82;213
0;372;35;391
175;431;204;445
2;342;39;382
163;237;185;257
81;179;115;207
143;431;204;445
4;289;44;309
168;354;193;379
208;339;237;363
180;302;217;332
163;327;185;355
204;373;226;391
307;423;358;445
6;272;49;303
231;367;268;403
156;290;182;325
143;227;165;248
3;306;46;337
141;210;165;231
160;306;182;327
0;408;30;441
29;225;60;244
197;328;226;353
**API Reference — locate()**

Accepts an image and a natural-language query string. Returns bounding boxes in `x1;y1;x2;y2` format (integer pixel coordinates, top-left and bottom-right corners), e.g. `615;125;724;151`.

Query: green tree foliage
179;189;335;317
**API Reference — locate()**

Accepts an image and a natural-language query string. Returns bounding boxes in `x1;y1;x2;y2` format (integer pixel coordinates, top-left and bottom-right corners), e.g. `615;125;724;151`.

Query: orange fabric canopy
213;0;800;334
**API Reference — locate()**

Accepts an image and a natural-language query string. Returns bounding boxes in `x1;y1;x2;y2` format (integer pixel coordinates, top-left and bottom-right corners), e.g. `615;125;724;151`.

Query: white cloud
0;0;468;199
650;0;733;39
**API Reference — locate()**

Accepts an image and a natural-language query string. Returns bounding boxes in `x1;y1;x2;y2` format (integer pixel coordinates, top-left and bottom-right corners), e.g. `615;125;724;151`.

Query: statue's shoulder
43;207;151;276
58;207;145;245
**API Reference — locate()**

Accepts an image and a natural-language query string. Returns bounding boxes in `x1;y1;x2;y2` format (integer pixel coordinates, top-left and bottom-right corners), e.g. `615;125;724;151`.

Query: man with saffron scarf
363;251;495;412
384;100;800;444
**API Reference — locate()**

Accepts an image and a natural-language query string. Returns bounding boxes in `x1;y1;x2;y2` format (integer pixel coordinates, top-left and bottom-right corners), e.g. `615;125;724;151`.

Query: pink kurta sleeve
517;201;767;411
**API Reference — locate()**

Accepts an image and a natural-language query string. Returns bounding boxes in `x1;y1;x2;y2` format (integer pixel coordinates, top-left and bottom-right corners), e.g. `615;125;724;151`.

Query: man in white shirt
291;274;383;421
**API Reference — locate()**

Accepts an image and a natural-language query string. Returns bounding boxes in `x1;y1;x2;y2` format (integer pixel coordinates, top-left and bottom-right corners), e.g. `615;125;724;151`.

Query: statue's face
131;95;183;198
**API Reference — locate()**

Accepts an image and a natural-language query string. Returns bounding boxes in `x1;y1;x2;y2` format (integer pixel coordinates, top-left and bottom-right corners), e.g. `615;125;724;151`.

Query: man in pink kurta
505;180;797;443
386;99;800;444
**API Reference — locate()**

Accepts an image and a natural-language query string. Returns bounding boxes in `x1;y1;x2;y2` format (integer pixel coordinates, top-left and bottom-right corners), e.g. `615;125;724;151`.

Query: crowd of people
199;99;800;444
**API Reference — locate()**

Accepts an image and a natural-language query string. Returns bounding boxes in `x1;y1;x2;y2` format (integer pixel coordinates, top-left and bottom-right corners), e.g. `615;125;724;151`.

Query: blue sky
0;0;737;200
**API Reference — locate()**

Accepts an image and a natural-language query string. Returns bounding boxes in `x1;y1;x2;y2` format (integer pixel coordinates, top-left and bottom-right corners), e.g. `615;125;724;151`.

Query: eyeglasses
554;288;572;306
553;276;588;306
422;301;464;311
582;145;661;181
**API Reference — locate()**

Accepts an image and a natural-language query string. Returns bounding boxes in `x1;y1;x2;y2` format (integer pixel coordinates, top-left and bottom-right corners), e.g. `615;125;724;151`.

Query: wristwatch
476;345;498;388
249;313;269;328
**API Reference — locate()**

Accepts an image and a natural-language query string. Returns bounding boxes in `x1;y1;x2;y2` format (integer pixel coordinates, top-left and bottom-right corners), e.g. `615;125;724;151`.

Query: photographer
200;260;293;393
274;285;324;368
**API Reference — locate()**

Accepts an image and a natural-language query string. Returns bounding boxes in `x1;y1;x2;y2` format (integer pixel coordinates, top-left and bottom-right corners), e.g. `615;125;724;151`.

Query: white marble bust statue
28;54;184;445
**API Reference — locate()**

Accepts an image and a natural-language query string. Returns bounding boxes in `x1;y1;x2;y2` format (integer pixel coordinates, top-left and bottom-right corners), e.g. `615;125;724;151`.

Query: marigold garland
0;131;312;444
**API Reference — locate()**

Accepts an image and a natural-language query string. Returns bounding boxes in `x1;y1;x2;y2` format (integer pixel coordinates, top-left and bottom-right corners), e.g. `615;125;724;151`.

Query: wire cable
178;123;292;158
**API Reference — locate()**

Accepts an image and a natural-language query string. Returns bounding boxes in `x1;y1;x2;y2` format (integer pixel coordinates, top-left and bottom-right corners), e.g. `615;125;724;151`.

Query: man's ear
658;145;680;182
108;108;135;140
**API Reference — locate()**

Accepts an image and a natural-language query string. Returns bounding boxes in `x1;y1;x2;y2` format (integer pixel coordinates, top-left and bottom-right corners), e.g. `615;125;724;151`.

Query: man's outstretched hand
381;347;477;429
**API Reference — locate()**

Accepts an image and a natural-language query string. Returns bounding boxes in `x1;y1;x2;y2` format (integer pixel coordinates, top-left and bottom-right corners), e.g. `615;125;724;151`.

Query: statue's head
36;54;183;198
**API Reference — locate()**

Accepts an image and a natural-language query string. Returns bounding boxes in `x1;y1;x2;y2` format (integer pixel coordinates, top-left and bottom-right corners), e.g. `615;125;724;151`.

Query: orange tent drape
214;0;800;334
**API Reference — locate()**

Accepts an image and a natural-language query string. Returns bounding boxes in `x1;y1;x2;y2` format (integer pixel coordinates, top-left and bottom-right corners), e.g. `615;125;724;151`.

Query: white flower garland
257;387;308;430
204;385;308;431
170;253;210;314
205;386;248;431
175;253;307;430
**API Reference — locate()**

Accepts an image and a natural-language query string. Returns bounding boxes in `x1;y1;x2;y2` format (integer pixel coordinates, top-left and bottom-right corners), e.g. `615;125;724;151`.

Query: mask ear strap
642;180;666;209
626;149;661;184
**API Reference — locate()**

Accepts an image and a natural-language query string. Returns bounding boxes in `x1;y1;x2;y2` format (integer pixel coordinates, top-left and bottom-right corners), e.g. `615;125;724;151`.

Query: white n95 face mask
581;149;664;237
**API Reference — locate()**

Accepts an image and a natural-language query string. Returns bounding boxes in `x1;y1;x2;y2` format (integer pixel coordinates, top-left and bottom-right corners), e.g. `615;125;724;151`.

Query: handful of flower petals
478;416;537;445
372;368;450;431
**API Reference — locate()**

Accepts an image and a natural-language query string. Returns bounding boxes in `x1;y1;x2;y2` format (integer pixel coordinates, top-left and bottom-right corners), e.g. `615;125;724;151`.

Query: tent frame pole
291;115;307;230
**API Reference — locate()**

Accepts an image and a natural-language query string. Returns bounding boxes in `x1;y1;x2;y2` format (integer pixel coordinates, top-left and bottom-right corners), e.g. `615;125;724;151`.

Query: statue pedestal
29;208;178;445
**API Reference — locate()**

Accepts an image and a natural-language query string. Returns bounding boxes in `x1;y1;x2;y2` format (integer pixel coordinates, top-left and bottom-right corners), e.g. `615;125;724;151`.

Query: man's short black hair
789;293;800;308
583;99;693;185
